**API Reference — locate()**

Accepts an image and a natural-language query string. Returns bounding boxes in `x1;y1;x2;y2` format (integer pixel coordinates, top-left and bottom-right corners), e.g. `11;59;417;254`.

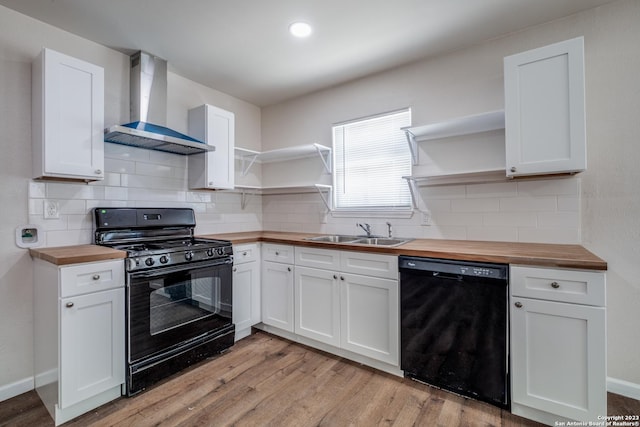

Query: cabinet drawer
510;265;605;306
234;243;259;264
60;260;125;298
295;246;340;270
262;244;294;264
340;251;398;280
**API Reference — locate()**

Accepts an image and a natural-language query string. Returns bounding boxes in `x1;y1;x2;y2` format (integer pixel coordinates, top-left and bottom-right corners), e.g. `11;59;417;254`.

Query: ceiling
0;0;616;107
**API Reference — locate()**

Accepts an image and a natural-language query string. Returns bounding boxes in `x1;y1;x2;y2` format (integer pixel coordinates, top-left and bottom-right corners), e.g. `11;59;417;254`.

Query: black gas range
94;207;235;396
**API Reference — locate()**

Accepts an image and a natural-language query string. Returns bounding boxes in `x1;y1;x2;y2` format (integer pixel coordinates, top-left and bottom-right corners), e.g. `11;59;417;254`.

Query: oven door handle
130;257;233;279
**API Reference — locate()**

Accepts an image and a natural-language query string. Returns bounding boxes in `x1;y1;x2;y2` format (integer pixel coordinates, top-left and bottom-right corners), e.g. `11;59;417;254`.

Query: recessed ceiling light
289;22;312;38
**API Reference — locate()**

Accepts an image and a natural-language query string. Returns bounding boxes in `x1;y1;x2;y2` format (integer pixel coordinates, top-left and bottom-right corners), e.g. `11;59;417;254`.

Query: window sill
330;209;414;219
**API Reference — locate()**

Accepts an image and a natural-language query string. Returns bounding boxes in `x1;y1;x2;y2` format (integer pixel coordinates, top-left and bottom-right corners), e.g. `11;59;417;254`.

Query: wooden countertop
201;231;607;270
28;231;607;270
30;245;126;266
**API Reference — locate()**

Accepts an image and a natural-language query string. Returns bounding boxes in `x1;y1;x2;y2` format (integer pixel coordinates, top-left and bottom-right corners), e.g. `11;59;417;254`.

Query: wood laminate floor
1;331;638;426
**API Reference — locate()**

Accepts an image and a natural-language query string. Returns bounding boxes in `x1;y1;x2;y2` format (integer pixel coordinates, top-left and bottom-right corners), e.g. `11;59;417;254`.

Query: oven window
149;277;221;335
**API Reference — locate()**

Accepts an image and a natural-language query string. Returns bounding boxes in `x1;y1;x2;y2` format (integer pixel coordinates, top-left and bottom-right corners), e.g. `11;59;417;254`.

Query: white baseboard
0;377;34;403
608;377;640;400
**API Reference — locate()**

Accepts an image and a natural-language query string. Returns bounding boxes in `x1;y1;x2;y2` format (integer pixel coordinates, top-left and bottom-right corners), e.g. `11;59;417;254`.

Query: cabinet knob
233;267;237;272
243;252;248;256
275;251;280;256
333;274;338;280
66;302;74;308
95;169;102;175
287;267;291;272
92;274;100;280
208;182;214;186
510;166;517;173
550;281;560;289
514;301;523;308
340;276;345;281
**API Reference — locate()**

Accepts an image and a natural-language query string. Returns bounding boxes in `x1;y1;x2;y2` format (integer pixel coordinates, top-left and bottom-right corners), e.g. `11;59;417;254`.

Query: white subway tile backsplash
104;142;151;162
466;181;518;198
67;214;93;230
135;162;176;178
104;186;129;201
483;212;537;227
451;198;500;212
121;174;185;191
537;211;580;228
518;227;580;244
29;182;46;198
499;196;557;212
46;229;93;247
58;199;86;214
105;158;136;174
431;212;483;226
558;195;580;212
516;177;580;196
47;183;105;200
420;185;467;199
467;226;518;242
148;150;188;168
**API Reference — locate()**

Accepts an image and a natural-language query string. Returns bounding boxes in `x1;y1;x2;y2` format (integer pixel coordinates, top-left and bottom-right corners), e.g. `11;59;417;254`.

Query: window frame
331;108;413;214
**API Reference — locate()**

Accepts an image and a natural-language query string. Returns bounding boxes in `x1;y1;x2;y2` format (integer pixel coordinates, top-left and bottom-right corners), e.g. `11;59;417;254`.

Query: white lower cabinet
294;266;341;346
34;259;125;426
291;246;399;366
510;265;606;425
232;243;261;341
261;255;295;332
340;272;398;365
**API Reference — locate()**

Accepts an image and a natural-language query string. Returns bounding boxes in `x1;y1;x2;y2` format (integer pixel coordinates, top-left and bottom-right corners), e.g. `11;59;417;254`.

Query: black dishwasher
399;256;509;409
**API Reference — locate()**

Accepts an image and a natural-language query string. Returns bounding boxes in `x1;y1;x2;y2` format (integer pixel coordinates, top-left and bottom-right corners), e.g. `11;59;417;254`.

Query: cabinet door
294;266;340;346
60;288;125;409
504;37;585;177
340;273;399;365
34;48;104;181
261;261;294;332
510;297;606;422
233;261;260;338
188;104;235;190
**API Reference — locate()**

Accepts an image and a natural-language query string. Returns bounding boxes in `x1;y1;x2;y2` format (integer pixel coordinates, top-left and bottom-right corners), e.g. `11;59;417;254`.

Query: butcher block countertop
29;231;607;270
200;231;608;271
30;244;126;266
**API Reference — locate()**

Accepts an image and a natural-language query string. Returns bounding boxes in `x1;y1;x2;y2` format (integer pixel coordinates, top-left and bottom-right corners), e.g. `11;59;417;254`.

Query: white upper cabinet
504;37;586;177
188;104;235;190
32;48;104;181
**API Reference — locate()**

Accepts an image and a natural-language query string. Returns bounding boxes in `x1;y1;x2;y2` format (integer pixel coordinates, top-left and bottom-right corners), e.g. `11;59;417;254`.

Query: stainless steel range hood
104;51;214;155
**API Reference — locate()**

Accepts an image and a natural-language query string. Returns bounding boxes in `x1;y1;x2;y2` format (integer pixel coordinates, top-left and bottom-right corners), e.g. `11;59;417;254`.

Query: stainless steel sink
352;237;413;247
305;235;413;247
305;235;361;243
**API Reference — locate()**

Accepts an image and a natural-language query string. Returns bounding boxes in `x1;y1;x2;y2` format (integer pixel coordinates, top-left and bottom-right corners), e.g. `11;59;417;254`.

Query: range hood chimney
104;51;214;155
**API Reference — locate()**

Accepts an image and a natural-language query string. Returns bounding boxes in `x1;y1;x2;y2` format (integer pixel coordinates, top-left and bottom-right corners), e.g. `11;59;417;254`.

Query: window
333;109;412;210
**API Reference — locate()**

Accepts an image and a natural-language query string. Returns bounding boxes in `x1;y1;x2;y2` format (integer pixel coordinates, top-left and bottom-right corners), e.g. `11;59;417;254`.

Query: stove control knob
145;257;155;267
185;251;194;261
216;248;225;256
206;249;214;257
159;256;169;264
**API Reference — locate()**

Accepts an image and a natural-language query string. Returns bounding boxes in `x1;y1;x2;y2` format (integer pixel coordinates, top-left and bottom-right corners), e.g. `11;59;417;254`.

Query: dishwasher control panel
399;256;508;280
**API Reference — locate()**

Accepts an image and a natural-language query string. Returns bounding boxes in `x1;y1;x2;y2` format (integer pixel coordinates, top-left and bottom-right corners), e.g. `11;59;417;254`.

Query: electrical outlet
43;200;60;219
420;211;431;226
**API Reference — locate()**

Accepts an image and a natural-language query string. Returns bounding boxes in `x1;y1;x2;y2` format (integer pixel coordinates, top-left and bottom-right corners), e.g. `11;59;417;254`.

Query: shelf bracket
314;184;333;211
314;144;332;174
403;129;419;166
403;177;428;213
239;152;259;176
240;188;259;210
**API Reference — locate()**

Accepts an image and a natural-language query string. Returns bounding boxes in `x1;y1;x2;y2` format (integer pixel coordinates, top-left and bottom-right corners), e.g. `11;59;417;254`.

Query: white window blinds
333;109;412;210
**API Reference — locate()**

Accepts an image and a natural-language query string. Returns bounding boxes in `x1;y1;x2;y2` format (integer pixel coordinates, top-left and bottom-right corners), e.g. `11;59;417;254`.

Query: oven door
127;257;232;363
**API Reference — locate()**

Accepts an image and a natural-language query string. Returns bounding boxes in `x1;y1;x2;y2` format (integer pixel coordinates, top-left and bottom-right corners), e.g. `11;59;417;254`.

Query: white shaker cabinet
294;266;341;347
232;243;261;341
261;244;295;332
188;104;235;190
32;48;104;181
294;246;399;366
510;265;606;425
34;259;125;426
504;37;586;177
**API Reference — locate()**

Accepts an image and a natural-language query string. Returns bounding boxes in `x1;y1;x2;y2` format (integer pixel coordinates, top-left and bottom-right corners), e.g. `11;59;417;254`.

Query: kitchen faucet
356;223;372;237
386;222;393;238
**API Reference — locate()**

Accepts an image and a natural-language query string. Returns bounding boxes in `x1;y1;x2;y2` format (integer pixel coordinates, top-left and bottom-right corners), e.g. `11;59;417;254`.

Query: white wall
261;0;640;390
0;5;261;400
